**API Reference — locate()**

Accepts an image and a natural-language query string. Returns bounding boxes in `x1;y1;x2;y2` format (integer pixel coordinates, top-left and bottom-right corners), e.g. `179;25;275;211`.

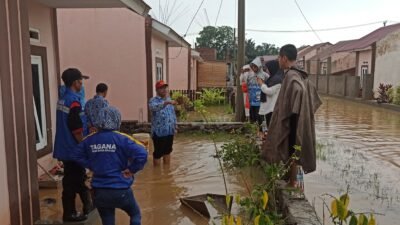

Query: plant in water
323;192;377;225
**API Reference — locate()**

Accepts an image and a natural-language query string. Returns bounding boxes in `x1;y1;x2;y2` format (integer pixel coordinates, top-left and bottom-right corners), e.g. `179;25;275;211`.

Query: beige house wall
332;52;356;74
357;49;373;77
375;29;400;91
57;8;148;122
190;59;198;90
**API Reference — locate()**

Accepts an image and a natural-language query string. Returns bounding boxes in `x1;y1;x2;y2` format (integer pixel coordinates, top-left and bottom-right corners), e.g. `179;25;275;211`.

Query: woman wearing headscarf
73;106;148;225
240;65;251;120
257;60;283;129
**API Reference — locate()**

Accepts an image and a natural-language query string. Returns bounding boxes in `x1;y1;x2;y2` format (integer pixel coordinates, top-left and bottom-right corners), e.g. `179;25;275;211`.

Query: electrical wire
294;0;323;42
214;0;223;26
170;0;206;59
184;20;391;36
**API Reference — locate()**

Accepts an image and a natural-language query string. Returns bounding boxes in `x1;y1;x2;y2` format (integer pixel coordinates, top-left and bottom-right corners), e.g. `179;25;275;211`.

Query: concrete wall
168;47;189;90
28;0;58;175
375;29;400;91
329;75;346;96
346;75;360;98
57;8;148;122
318;75;328;93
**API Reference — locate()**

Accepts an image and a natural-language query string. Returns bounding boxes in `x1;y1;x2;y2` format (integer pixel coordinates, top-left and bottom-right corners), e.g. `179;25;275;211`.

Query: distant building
297;42;332;71
336;23;400;93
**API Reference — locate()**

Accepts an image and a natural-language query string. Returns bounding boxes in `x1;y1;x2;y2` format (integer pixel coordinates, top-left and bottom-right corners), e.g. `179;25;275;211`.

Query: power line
214;0;223;26
203;8;211;26
294;0;323;42
184;21;390;36
170;0;206;59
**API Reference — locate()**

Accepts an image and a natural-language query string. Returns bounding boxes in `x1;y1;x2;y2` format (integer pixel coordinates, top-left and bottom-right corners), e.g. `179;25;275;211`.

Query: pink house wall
168;47;189;90
151;34;167;91
28;0;59;174
57;8;148;122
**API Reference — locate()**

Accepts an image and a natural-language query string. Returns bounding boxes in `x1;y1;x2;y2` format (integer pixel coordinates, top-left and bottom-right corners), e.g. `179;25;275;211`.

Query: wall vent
29;28;40;42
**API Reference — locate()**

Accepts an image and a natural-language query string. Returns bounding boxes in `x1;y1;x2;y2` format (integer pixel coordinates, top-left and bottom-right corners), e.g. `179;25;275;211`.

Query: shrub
376;83;392;103
200;88;226;106
171;91;193;121
392;86;400;105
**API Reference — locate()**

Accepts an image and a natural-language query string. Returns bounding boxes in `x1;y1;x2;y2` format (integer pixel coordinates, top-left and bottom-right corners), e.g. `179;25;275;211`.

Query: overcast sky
145;0;400;48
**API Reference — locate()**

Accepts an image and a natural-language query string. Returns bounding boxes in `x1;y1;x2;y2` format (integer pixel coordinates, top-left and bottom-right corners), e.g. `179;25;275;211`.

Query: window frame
31;45;52;158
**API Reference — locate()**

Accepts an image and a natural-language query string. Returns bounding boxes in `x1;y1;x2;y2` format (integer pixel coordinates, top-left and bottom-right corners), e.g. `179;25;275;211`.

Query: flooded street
40;136;247;225
39;97;400;225
305;97;400;225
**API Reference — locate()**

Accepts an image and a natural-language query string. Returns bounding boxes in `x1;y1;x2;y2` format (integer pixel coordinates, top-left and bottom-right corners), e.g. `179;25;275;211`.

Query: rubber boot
80;190;94;216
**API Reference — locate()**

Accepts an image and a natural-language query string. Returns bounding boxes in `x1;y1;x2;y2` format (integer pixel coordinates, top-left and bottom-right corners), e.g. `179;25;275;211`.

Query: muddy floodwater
40;97;400;225
40;137;248;225
305;97;400;225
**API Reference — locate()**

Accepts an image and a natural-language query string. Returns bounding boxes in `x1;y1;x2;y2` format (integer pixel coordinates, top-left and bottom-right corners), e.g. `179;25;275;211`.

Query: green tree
196;26;235;60
196;26;280;61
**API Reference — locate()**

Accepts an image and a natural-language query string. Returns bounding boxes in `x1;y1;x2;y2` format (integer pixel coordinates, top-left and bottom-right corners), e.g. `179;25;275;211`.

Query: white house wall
375;29;400;91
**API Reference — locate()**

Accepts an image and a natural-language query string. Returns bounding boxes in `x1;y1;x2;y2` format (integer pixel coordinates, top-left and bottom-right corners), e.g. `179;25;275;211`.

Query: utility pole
235;0;245;122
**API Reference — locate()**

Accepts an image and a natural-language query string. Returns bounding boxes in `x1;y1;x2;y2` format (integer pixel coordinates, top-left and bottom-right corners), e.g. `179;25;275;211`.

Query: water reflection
305;97;400;225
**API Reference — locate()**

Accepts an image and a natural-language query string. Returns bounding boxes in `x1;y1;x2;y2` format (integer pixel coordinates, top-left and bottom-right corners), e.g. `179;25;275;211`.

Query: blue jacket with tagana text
72;130;148;189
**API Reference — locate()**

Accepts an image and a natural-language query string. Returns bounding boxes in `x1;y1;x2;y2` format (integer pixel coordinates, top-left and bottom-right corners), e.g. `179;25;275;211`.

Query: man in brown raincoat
262;44;322;187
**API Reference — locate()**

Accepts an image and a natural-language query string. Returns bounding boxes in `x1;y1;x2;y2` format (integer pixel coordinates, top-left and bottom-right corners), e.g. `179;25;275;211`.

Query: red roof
337;23;400;52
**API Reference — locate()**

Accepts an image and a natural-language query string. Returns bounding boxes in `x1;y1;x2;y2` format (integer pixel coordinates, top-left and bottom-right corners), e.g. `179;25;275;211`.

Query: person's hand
257;77;264;86
122;169;133;178
164;100;178;106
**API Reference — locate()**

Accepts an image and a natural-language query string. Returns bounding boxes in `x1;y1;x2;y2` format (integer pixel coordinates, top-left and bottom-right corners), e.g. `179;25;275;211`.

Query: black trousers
62;161;92;216
249;106;260;123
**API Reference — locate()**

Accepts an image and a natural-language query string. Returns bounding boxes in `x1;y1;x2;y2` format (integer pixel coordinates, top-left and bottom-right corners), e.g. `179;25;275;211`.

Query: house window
31;55;47;151
156;58;164;81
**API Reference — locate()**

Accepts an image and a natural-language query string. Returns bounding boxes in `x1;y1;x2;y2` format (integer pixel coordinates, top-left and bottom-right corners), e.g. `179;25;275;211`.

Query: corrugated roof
337;23;400;52
309;40;358;61
298;42;332;58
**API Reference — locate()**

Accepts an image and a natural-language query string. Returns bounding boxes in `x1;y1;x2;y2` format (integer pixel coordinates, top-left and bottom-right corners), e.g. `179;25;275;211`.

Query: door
31;46;52;157
360;64;369;88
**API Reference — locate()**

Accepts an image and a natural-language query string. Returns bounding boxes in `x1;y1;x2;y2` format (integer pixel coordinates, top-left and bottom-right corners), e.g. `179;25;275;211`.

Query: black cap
61;68;89;87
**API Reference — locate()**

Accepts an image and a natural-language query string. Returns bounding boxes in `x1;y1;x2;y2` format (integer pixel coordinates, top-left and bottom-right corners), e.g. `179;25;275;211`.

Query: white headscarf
240;64;251;83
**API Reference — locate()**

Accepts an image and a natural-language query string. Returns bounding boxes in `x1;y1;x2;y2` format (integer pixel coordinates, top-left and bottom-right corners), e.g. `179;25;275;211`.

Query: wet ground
305;97;400;225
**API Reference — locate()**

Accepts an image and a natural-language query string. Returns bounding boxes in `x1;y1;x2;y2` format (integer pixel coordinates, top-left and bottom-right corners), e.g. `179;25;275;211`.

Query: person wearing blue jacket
73;106;148;225
54;68;91;222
